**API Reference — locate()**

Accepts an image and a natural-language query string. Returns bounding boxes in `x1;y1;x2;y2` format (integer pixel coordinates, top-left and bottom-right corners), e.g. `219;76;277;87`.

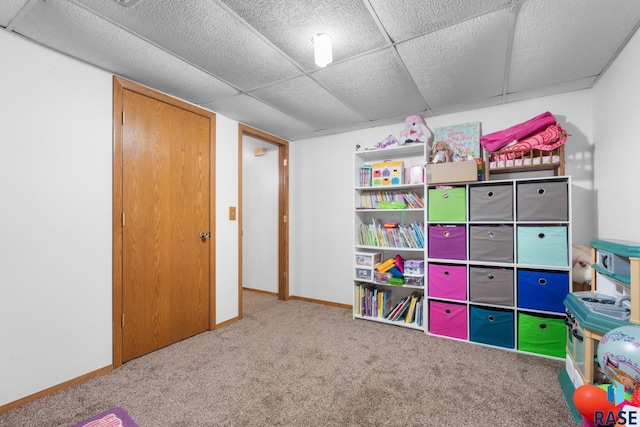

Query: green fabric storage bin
428;187;466;222
517;312;566;358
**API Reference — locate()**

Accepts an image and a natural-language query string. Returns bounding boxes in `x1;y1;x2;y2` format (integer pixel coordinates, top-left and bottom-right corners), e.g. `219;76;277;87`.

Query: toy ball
597;325;640;392
573;384;618;423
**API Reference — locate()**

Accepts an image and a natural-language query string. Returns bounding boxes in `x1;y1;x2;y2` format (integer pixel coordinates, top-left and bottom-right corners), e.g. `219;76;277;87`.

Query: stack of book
354;286;423;326
358;191;424;209
358;219;424;248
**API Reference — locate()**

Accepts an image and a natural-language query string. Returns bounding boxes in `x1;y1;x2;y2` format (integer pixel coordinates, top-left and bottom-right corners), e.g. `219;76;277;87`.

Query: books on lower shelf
358;218;424;248
355;285;423;326
358;191;425;209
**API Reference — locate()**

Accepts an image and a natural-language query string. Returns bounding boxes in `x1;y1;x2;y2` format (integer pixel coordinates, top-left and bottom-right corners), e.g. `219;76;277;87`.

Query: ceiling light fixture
312;33;332;68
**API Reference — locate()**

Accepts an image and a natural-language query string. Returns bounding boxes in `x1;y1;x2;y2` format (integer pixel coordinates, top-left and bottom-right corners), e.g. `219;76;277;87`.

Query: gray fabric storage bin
469;225;514;262
516;180;568;221
469;266;514;306
469;184;513;221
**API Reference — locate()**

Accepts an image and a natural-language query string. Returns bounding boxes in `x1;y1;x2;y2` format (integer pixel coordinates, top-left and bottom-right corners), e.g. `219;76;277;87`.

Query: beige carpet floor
0;291;579;426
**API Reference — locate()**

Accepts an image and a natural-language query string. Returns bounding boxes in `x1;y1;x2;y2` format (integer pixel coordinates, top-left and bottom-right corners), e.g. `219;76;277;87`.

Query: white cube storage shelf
425;176;571;358
353;145;571;358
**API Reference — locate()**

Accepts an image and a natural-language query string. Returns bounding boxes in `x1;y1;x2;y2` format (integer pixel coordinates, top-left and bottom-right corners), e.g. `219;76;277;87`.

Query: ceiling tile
249;75;366;129
397;9;511;109
370;0;511;42
504;77;596;103
429;96;504;117
204;94;317;140
218;0;388;71
5;0;640;141
509;0;640;93
12;0;238;104
0;0;30;27
73;0;302;90
313;47;427;121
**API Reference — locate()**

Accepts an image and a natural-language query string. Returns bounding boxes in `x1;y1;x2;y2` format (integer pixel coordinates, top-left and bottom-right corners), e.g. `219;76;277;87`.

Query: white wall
0;30;242;406
0;31;113;406
291;91;596;306
213;115;240;323
242;136;279;293
593;28;640;242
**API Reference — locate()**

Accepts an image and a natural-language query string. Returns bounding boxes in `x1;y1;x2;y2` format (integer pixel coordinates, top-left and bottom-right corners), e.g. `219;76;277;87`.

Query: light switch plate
229;206;236;220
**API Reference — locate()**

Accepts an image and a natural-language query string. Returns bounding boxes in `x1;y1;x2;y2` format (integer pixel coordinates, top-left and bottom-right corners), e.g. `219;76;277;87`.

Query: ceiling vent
114;0;142;8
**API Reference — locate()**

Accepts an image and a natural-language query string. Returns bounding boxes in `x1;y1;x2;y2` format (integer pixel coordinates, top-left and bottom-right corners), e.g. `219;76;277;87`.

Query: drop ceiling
2;0;639;141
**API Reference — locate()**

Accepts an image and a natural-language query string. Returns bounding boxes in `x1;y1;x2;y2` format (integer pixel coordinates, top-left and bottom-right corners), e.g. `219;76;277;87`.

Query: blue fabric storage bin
517;269;569;313
516;226;568;267
469;306;514;349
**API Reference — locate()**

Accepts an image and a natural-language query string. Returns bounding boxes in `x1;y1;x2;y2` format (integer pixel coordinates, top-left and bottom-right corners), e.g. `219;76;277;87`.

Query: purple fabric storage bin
429;300;468;340
428;263;467;300
428;225;467;260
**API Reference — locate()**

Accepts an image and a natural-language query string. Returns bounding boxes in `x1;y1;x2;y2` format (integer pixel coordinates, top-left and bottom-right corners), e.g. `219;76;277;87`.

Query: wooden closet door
121;89;210;362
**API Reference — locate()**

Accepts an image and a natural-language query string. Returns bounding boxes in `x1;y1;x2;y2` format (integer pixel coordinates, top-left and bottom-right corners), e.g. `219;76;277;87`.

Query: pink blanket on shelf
490;124;568;162
480;111;557;152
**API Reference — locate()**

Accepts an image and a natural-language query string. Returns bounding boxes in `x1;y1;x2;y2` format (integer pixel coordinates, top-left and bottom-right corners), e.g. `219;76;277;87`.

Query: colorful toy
376;258;396;272
372;160;404;186
573;384;618;424
377;134;399;149
632;388;640;407
399;114;433;147
597;325;640;393
388;266;403;278
571;325;640;426
395;254;404;273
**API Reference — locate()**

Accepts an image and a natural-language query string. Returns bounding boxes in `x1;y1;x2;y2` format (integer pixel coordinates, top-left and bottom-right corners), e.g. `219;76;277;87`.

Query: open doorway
237;124;289;318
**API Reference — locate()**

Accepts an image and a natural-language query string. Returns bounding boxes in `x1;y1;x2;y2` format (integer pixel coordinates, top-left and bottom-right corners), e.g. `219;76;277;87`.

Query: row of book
358;191;424;209
358;165;374;187
355;285;423;326
358;218;424;248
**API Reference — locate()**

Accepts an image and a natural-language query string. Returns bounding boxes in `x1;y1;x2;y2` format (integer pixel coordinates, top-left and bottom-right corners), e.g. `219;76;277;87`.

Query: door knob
200;232;211;240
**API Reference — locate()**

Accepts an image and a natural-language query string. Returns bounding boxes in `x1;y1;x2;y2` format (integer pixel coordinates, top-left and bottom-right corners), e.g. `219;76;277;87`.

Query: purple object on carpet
68;407;139;427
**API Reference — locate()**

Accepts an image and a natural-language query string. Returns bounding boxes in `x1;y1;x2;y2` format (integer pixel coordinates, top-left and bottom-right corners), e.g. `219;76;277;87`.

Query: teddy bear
572;244;593;290
399;114;434;147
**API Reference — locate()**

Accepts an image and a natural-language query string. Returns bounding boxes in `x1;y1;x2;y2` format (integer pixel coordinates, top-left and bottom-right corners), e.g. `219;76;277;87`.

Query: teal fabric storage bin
470;306;514;349
517;226;568;267
428;187;466;222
